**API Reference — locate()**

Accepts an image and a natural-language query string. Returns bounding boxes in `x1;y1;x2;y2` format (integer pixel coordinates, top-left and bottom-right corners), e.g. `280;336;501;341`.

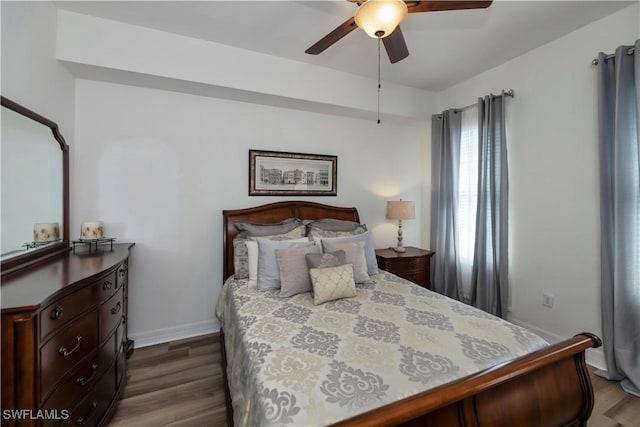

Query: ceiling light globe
355;0;408;39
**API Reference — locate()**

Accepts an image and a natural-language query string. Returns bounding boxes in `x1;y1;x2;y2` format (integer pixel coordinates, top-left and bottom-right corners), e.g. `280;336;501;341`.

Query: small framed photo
249;150;337;196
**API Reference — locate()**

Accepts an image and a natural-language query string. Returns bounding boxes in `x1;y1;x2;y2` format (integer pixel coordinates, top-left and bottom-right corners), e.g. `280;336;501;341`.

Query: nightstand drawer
396;270;428;286
375;247;434;289
382;256;427;273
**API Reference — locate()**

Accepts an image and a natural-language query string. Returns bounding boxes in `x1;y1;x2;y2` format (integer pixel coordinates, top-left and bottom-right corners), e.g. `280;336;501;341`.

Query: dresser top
1;243;134;313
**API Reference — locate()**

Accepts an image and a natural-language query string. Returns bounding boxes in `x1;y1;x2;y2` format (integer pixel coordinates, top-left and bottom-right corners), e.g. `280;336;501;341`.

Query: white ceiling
54;1;635;91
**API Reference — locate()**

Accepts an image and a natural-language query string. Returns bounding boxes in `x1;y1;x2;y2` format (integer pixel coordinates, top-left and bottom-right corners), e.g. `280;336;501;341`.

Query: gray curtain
469;93;509;317
430;110;463;300
596;40;640;397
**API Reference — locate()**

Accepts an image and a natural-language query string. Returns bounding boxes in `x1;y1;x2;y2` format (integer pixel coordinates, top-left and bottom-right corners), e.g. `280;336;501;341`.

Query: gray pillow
320;231;379;275
256;238;314;291
305;250;347;269
277;245;321;297
306;218;367;232
235;217;303;237
321;241;369;283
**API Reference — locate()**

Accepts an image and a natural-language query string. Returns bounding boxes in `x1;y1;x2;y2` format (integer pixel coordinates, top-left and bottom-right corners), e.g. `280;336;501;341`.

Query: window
457;107;479;296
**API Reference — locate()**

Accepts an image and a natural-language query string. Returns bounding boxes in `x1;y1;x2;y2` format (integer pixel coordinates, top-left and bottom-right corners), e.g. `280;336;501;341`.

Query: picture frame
249;149;337;196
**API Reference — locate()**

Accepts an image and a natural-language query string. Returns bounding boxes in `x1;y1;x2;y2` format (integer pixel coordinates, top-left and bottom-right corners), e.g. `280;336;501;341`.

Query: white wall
56;10;433;122
73;79;425;346
1;1;75;141
431;4;639;367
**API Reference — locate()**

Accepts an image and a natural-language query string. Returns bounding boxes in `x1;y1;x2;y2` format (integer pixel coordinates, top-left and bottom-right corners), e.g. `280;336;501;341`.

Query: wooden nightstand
375;247;435;288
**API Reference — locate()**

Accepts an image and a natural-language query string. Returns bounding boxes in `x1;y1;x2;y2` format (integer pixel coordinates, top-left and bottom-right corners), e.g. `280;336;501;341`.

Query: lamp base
392;246;406;253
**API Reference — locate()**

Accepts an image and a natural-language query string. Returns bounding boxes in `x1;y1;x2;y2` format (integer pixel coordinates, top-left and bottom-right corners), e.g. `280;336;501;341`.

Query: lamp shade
386;200;415;220
354;0;408;39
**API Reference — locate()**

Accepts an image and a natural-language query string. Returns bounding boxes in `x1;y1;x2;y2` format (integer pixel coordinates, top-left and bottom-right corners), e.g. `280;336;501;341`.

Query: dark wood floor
108;333;640;427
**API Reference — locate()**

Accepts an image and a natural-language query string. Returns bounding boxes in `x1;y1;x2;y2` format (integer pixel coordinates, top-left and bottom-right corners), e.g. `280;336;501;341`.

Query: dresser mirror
1;96;70;276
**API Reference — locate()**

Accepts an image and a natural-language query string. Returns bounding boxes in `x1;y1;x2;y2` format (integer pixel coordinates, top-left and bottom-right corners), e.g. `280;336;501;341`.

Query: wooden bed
220;201;601;427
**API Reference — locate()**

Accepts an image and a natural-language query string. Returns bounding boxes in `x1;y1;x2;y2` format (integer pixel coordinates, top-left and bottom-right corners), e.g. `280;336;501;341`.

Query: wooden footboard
220;332;601;427
334;333;602;427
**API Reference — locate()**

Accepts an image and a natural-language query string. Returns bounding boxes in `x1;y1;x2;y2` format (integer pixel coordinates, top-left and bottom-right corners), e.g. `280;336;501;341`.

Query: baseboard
507;316;607;371
129;318;221;348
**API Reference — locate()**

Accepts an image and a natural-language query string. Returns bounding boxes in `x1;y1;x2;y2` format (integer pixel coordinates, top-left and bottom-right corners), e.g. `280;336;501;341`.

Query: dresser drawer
42;333;118;410
58;363;116;427
40;285;98;341
100;287;123;343
116;318;126;388
97;270;119;303
116;260;128;288
40;310;99;401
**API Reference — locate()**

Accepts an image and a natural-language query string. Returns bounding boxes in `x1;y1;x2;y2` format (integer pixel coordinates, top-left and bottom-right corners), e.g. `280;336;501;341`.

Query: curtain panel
597;40;640;397
430;110;463;300
469;93;509;318
431;95;510;318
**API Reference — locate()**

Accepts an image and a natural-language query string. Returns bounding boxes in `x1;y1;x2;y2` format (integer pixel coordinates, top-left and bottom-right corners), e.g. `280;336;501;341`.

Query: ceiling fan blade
382;26;409;64
306;17;358;55
407;1;493;13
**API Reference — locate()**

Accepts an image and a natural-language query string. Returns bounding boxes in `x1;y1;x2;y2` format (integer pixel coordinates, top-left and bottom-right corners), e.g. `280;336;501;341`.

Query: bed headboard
222;201;360;281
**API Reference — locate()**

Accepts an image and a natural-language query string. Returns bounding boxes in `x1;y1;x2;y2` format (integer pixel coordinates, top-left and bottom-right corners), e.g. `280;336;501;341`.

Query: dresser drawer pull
76;401;97;425
119;268;126;276
76;363;98;386
103;281;113;291
59;335;82;357
111;302;122;315
50;306;64;320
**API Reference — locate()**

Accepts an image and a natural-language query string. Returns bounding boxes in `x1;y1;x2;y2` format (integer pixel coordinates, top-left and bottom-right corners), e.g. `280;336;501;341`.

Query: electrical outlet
542;292;555;308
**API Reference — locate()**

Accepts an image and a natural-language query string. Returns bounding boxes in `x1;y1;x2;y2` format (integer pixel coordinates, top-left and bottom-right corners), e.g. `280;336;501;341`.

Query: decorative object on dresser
80;221;105;240
73;221;115;253
1;243;135;427
375;246;434;288
385;199;415;252
33;223;61;243
248;149;337;196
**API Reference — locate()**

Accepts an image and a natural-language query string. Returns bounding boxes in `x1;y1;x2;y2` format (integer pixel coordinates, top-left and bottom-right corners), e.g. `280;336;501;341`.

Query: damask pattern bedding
215;272;548;427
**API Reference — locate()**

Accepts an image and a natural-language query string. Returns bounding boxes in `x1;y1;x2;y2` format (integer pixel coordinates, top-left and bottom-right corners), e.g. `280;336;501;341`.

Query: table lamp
386;199;415;253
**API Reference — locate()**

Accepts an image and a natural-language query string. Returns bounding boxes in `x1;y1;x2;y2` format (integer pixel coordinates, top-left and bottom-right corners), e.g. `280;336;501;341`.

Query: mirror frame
1;96;70;277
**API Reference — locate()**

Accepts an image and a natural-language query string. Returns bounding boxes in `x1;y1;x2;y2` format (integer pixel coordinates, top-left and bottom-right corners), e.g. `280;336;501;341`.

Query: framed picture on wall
249;149;337;196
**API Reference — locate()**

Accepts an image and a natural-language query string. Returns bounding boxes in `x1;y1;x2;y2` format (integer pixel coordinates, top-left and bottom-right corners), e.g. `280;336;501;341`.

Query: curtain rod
455;89;515;113
592;46;635;66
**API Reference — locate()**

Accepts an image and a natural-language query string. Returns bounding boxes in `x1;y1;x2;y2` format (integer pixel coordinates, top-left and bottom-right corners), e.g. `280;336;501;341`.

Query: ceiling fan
306;0;493;64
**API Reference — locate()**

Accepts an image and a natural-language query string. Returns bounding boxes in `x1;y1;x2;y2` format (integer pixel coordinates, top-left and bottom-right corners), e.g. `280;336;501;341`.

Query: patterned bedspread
215;272;548;427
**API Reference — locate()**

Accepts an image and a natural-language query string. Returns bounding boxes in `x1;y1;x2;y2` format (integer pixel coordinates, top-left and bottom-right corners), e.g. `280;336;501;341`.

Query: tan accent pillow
309;264;357;305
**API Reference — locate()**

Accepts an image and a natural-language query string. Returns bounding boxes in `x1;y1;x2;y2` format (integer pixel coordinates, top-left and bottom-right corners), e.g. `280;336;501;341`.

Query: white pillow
246;240;259;289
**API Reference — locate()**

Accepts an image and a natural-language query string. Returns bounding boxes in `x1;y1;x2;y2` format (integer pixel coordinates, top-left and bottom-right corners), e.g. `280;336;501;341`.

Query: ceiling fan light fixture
354;0;408;39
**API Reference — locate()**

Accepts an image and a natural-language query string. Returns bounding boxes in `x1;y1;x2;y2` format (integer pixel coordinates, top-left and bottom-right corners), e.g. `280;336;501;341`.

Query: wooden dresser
375;246;435;288
1;243;134;427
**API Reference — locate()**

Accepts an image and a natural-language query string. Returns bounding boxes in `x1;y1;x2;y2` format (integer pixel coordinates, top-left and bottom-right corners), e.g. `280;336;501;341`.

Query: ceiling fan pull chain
377;36;381;124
